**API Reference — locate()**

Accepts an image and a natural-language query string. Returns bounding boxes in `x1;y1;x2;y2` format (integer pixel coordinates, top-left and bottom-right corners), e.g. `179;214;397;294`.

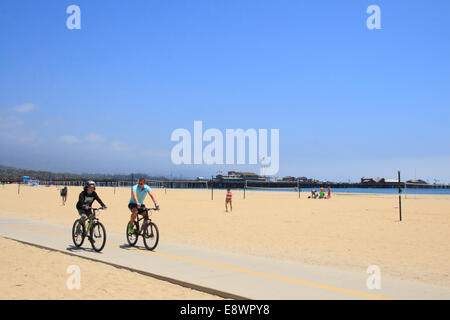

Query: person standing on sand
60;186;68;205
327;186;331;198
225;188;232;212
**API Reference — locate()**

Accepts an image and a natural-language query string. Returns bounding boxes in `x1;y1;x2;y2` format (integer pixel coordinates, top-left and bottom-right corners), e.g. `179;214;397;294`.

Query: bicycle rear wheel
126;221;139;247
72;219;85;247
143;222;159;251
90;221;106;252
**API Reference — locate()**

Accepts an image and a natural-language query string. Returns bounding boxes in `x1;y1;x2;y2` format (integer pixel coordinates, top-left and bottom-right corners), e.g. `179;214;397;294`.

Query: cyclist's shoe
144;230;154;239
128;224;135;234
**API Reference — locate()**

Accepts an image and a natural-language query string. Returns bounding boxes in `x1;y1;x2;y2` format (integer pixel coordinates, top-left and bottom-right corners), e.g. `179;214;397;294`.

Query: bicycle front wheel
72;219;85;247
143;222;159;251
90;222;106;252
126;221;139;247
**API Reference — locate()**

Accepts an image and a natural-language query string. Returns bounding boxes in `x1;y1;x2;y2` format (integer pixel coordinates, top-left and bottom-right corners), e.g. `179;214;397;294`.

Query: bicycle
126;206;159;251
72;207;107;252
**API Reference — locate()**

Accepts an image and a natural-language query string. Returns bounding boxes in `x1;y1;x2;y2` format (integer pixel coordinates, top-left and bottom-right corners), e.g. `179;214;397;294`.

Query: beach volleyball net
403;182;450;200
165;180;207;189
243;181;302;199
245;185;298;192
113;179;209;196
113;180;208;189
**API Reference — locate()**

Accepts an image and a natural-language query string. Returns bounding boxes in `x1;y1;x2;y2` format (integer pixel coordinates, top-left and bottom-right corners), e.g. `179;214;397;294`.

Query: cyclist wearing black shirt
76;181;107;219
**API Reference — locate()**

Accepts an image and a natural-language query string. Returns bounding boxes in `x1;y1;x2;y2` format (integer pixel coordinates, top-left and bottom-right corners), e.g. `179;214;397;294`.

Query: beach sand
0;237;221;300
0;184;449;295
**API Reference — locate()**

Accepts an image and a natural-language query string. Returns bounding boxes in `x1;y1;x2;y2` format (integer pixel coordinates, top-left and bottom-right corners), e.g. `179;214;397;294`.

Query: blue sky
0;0;449;182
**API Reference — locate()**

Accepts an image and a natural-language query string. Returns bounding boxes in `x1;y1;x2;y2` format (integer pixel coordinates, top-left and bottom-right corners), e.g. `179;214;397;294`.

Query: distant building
361;177;375;184
282;176;296;182
384;179;399;186
374;177;385;184
239;172;264;181
214;171;265;183
215;173;242;183
406;179;428;185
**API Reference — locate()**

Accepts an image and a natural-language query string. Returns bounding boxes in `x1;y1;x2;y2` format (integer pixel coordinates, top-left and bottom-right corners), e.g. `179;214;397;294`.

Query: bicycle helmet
85;181;96;188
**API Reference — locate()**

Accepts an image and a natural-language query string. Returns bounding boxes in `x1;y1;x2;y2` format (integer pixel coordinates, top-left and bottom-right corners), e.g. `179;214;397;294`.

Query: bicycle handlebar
87;207;107;211
139;207;159;217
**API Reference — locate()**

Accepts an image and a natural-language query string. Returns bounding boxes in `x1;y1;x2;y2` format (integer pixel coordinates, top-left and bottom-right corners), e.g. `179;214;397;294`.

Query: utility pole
244;180;246;200
398;171;402;221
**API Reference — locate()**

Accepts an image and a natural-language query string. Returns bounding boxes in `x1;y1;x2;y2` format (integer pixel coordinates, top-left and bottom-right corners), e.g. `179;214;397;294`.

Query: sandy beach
0;236;222;300
0;184;449;298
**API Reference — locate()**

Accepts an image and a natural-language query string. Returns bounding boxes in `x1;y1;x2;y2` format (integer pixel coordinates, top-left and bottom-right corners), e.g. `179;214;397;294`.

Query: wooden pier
1;178;448;190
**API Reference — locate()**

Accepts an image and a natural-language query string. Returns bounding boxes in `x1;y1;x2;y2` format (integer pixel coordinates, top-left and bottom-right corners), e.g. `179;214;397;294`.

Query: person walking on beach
60;186;68;206
128;177;160;234
225;188;232;212
327;186;331;198
76;181;107;220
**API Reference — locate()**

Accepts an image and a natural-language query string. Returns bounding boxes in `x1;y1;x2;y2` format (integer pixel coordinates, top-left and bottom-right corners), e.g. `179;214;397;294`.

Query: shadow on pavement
119;243;149;251
66;244;98;253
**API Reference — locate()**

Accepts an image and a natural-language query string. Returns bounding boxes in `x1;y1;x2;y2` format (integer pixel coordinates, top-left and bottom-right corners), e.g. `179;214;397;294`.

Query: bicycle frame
133;208;156;235
85;215;96;232
83;208;103;232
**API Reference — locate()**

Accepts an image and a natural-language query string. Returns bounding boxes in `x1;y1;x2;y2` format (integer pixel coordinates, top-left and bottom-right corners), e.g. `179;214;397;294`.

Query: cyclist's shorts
78;208;91;217
128;203;146;214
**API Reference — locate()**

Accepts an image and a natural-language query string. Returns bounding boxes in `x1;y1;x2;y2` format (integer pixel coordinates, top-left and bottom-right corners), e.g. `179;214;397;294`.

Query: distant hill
0;165;167;181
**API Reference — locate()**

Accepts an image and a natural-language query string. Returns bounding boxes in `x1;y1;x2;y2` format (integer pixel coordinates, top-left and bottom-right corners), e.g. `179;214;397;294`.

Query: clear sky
0;0;449;182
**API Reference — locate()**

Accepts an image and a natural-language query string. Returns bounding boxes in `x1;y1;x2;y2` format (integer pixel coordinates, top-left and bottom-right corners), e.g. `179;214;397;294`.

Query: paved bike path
1;217;449;300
